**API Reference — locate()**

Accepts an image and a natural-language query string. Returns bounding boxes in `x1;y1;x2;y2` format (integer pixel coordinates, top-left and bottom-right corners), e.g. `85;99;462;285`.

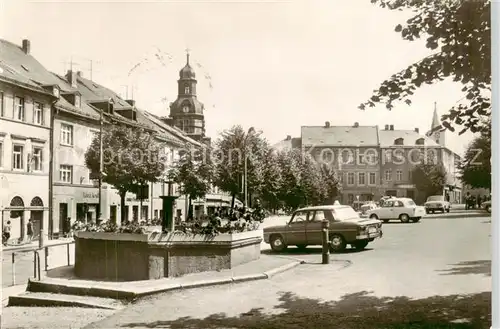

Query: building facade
0;39;59;242
300;122;381;205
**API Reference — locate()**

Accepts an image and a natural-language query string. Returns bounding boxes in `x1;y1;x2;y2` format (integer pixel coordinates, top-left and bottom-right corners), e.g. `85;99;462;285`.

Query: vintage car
366;197;426;223
481;200;491;213
263;205;383;253
359;202;378;217
424;195;451;213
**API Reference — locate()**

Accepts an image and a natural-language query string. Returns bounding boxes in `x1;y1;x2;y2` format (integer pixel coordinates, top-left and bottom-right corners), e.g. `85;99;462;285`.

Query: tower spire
185;48;190;65
431;101;440;130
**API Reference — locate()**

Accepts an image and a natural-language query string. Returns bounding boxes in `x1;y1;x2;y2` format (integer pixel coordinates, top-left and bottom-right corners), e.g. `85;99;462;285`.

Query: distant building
300;121;380;205
165;52;210;145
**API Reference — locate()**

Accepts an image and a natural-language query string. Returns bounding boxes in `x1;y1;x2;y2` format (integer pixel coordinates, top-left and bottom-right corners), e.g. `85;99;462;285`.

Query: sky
1;0;477;155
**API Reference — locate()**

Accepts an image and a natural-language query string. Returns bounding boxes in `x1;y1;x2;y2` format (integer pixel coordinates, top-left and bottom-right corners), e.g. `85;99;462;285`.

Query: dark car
263;205;383;253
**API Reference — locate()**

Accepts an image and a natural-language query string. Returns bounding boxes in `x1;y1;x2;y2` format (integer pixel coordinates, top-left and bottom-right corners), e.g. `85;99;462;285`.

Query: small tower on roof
427;102;446;147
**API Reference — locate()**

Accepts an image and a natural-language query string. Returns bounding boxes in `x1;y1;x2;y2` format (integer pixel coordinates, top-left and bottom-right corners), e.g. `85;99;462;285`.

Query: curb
20;260;305;304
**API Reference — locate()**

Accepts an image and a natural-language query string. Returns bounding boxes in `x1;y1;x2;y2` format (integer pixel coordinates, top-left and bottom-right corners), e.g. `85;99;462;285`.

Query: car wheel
296;244;307;250
399;214;410;223
270;235;286;252
431;210;435;214
446;208;450;213
486;205;491;213
425;209;430;214
369;214;378;219
412;217;421;222
329;234;346;253
352;240;369;250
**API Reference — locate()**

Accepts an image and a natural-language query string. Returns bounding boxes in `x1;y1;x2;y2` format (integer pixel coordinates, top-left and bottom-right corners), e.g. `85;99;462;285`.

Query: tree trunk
188;196;193;221
120;191;126;225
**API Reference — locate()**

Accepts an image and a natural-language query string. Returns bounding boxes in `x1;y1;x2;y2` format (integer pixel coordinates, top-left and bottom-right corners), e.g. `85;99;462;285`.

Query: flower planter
74;229;262;281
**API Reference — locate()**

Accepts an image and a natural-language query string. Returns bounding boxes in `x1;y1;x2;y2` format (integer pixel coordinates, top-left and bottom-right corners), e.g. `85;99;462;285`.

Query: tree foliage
458;130;491;189
168;146;213;202
360;0;491;135
259;149;283;211
411;159;447;203
85;124;164;222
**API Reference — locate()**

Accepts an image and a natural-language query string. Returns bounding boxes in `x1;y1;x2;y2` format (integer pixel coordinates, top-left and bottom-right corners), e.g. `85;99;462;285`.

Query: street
78;214;491;329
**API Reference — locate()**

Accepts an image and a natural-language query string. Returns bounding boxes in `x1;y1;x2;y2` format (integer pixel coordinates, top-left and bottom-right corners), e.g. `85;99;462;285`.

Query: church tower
169;50;207;142
427;102;446;147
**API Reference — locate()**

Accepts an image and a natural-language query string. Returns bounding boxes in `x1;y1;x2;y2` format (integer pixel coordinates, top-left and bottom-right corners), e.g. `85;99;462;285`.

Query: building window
14;96;25;121
358;172;366;185
347;194;354;205
396;170;403;181
74;95;81;108
12;145;24;170
34;102;44;125
32;147;43;172
384;170;392;181
182;106;190;113
347;172;355;185
60;165;73;183
61;124;73;146
0;91;4;117
384;150;391;163
369;172;376;185
341;150;354;164
184;84;190;94
358;154;364;164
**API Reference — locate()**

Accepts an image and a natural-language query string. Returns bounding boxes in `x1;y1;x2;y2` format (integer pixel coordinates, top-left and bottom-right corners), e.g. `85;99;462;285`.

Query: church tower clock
169;50;207;142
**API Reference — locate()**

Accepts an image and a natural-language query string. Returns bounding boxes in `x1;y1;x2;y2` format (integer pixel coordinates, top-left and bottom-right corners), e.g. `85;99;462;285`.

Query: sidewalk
2;238;74;253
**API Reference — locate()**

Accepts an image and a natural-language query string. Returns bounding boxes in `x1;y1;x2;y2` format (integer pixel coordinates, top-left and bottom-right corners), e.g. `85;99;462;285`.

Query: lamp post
243;127;256;208
97;98;111;224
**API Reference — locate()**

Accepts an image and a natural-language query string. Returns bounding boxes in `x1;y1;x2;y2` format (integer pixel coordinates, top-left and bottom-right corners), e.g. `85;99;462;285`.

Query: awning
395;184;416;189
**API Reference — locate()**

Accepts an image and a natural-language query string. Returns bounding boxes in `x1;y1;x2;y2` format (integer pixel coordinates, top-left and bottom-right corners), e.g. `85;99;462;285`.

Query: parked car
366;197;426;223
359;202;378;218
481;200;491;213
424;195;451;213
263;205;383;253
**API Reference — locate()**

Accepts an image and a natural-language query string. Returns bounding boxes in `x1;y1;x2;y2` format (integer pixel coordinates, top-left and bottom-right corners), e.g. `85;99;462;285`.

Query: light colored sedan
366;197;426;223
424;195;451;213
481;200;491;213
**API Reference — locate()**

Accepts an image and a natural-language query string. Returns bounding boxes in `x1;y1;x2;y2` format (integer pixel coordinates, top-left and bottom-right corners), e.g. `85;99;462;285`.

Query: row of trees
85;124;342;219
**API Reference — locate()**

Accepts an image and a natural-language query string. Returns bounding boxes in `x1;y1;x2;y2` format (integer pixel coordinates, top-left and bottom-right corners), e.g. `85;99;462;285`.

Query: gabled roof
378;130;440;147
301;125;379;147
0;39;63;89
143;111;203;147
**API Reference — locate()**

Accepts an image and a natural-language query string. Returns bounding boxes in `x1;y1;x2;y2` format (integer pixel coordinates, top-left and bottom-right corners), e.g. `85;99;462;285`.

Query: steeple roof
179;50;195;79
431;102;440;130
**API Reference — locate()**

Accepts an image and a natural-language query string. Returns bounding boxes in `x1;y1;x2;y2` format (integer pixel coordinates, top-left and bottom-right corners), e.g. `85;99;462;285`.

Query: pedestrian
27;218;33;242
3;220;12;246
477;195;482;209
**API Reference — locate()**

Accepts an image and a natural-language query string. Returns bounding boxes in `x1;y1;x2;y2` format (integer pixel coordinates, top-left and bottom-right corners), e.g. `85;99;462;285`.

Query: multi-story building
300;122;381;205
378;124;441;201
0;39;59;242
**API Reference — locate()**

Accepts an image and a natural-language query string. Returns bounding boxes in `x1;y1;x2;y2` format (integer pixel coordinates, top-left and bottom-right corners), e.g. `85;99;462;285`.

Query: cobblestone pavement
1;215;491;328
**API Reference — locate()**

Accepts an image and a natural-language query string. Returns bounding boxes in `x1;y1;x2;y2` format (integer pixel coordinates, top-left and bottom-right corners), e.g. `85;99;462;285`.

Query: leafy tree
277;149;304;211
259;148;283;212
360;0;491;135
213;125;267;211
458;131;491;190
320;164;342;204
167;145;213;220
85;123;164;223
299;153;324;206
411;159;447;204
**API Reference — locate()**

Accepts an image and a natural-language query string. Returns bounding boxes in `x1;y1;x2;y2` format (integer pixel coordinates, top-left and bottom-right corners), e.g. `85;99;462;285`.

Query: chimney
390;125;394;131
353;122;359;128
22;39;30;54
414;128;419;133
125;99;136;107
66;70;77;88
384;124;389;130
325;121;330;128
285;135;291;141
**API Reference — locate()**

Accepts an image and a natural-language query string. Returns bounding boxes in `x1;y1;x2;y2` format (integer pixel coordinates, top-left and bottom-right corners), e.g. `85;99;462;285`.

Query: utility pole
98;101;107;224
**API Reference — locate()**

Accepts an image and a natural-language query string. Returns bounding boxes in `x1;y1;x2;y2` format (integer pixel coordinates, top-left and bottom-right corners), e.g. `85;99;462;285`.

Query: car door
378;201;393;219
285;210;308;245
392;200;405;217
306;210;326;245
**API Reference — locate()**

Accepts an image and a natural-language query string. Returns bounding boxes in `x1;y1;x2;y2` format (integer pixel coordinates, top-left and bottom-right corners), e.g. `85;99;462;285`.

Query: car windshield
332;207;360;221
427;196;444;202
